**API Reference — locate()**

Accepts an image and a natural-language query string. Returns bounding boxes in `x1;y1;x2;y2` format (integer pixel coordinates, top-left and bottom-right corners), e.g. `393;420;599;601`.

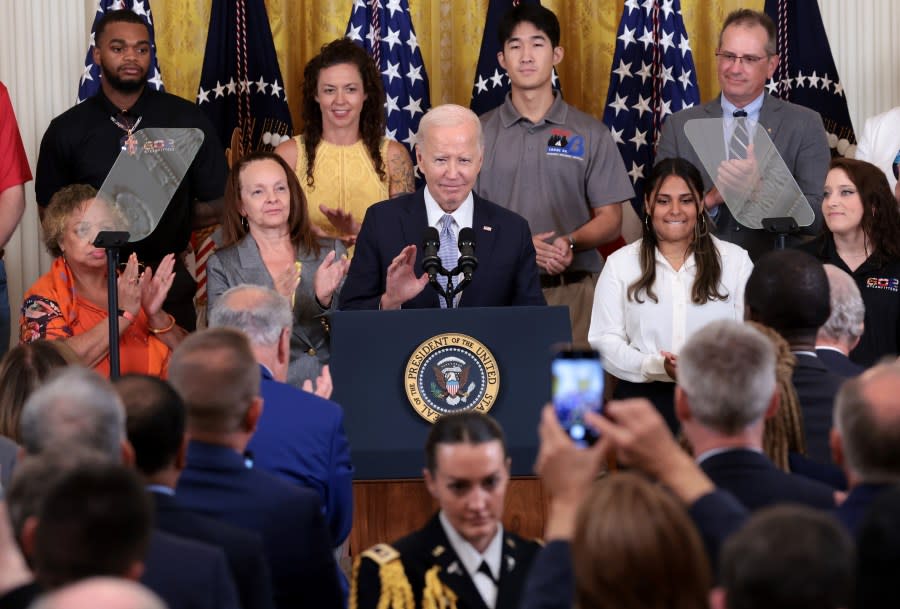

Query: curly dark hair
628;158;726;305
820;157;900;261
220;151;320;257
300;38;387;190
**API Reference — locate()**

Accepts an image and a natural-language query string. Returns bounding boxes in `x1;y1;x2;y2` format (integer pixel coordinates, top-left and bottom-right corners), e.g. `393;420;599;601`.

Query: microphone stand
430;265;473;309
93;230;131;379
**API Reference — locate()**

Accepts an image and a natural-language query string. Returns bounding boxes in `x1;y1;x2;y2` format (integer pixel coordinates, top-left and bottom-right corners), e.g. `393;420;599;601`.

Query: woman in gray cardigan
206;151;348;389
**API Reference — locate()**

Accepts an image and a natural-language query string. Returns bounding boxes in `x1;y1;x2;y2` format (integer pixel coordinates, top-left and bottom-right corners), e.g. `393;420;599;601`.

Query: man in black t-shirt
35;10;227;330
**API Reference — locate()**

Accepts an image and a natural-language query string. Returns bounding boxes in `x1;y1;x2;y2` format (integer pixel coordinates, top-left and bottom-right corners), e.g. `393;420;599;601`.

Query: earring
695;212;710;239
241;216;249;231
643;213;651;232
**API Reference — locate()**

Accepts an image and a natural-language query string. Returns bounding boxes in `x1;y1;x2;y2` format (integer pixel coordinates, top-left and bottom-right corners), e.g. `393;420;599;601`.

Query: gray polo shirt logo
546;129;585;160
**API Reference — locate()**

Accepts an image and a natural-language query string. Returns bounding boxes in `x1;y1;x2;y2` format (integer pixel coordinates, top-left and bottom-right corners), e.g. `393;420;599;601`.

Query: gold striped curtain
151;0;761;130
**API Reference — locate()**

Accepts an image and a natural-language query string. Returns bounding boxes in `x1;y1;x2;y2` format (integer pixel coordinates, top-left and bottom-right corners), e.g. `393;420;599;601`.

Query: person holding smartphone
588;158;753;431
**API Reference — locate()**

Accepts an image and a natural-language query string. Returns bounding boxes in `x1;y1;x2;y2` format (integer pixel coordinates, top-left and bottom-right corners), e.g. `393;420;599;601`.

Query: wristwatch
567;235;576;251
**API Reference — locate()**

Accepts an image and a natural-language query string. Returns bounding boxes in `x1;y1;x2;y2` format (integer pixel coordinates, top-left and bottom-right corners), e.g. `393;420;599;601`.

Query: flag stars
677;35;692;57
255;76;268;93
270;79;283;98
609;93;629;117
636;61;653;84
406;64;423;86
659;30;675;53
660;0;675;19
148;68;163;90
197;86;210;105
382;60;401;85
820;73;833;91
807;71;821;89
618;26;637;50
632;94;652;118
225;78;237;95
213;80;225;98
766;79;778;95
610;127;624;145
833;80;844;96
489;69;505;88
347;24;363;42
80;64;95;86
612;59;633;81
403;97;423;118
406;31;419;54
382;27;401;52
401;128;417;148
630;129;648;150
678;68;694;90
794;70;806;88
628;161;645;183
385;0;403;18
474;74;489;94
659;64;674;86
385;94;400;116
638;27;655;48
624;0;640;15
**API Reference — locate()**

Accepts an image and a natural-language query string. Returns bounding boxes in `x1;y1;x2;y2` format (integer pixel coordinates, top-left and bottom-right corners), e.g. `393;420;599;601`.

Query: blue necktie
438;214;457;308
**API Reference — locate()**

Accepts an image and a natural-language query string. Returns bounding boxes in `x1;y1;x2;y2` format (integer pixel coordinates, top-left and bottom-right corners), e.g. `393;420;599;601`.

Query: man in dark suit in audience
116;373;276;609
169;328;343;609
677;320;837;510
745;249;845;464
712;505;854;609
339;104;545;310
208;285;354;549
354;411;541;609
16;367;241;609
816;265;866;378
831;363;900;535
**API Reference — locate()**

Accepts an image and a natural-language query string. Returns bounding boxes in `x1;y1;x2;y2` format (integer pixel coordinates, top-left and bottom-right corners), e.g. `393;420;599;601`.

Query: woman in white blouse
588;157;753;431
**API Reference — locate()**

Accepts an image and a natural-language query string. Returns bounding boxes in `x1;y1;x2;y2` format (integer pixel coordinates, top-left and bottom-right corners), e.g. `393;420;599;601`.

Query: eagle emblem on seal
430;356;477;406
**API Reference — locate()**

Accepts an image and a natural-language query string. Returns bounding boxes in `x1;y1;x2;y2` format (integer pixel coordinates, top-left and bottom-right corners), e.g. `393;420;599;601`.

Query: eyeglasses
715;51;771;66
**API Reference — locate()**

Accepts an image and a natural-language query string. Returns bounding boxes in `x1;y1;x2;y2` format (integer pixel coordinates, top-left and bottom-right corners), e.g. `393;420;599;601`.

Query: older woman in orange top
20;184;185;377
275;38;414;246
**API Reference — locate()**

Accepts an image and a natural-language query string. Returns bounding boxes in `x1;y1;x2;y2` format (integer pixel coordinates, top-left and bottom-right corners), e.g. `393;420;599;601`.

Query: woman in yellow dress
276;38;415;246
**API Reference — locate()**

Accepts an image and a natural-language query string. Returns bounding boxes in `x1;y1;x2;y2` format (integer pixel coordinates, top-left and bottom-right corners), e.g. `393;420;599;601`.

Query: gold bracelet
148;313;176;334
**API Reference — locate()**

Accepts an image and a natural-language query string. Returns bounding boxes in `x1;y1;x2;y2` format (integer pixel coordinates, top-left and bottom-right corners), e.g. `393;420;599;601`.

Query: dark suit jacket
176;441;342;609
150;490;275;609
835;482;893;536
339;190;545;310
141;529;240;609
248;365;353;546
700;449;836;511
657;94;829;260
354;514;541;609
816;348;865;377
792;353;846;464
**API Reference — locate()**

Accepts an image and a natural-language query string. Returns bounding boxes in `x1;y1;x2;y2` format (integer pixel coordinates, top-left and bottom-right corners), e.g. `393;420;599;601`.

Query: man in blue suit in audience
832;363;900;535
170;328;343;609
677;320;838;511
339;104;545;310
116;373;276;609
209;284;354;549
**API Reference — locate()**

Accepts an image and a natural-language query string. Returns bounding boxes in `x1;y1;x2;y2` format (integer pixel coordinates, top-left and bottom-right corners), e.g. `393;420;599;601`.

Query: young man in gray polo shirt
475;4;634;346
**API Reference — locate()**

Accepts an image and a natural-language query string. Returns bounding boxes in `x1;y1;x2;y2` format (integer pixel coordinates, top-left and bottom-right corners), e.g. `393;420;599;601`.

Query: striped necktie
438;214;457;308
729;109;750;160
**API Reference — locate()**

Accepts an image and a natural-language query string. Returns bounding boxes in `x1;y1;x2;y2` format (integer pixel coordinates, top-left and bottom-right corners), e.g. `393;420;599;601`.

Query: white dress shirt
438;511;503;609
588;236;754;383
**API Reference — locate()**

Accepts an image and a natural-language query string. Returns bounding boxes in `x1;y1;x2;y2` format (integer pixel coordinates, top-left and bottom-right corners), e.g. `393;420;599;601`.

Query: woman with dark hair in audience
206;151;349;389
802;157;900;367
275;38;414;246
0;340;72;444
572;473;710;609
588;157;753;431
20;185;184;378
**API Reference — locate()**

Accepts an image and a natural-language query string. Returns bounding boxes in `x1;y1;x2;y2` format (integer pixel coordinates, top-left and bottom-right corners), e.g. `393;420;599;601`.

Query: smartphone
552;350;604;447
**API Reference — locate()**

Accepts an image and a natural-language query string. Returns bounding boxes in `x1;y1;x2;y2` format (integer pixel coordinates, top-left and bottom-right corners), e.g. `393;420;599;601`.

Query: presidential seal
405;333;500;423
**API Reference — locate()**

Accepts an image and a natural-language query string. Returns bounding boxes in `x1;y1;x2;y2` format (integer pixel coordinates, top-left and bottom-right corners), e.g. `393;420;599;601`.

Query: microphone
457;227;478;281
422;227;441;280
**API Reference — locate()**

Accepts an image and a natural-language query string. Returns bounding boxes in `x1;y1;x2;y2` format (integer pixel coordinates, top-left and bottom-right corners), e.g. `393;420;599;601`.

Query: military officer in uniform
351;411;541;609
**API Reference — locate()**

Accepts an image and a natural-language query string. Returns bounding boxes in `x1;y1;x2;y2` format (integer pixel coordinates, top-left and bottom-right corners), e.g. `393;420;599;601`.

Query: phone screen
552;351;603;446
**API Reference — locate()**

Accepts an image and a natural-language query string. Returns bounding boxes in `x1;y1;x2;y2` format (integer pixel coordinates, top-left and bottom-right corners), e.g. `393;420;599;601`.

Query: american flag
469;0;559;116
78;0;165;103
602;0;700;212
764;0;856;154
195;0;293;163
345;0;431;159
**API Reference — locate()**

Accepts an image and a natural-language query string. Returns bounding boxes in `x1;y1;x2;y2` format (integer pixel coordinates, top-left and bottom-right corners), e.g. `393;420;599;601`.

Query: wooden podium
330;306;571;553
